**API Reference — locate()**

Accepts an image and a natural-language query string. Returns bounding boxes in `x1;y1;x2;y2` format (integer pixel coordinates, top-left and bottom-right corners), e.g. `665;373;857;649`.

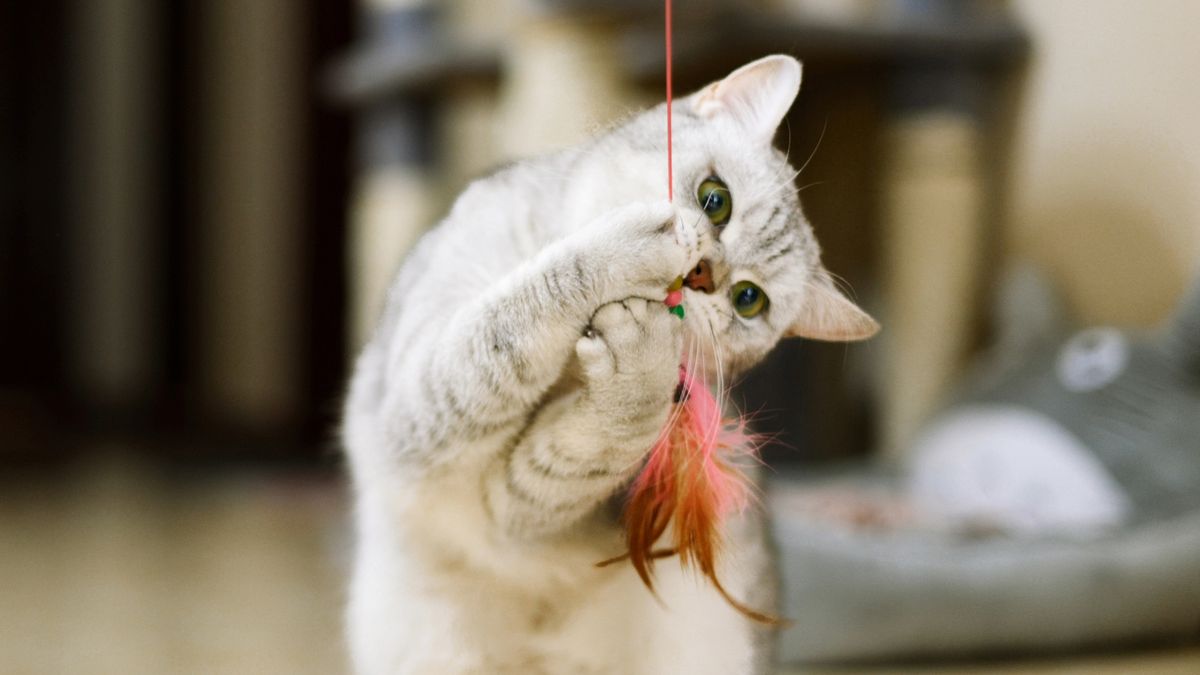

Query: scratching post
496;7;633;159
879;93;987;457
347;0;441;349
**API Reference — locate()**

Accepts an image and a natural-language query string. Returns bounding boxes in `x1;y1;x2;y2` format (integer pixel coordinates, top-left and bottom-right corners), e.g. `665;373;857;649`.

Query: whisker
795;117;828;179
658;339;694;436
704;311;727;450
781;116;793;166
743;170;802;207
823;270;860;301
745;118;832;206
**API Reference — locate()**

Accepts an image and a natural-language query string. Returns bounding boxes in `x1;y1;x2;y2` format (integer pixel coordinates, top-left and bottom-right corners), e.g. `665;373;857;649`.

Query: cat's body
343;56;877;675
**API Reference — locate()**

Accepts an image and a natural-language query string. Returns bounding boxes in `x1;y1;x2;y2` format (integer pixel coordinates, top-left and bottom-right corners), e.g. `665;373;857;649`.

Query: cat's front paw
576;297;683;420
595;201;695;301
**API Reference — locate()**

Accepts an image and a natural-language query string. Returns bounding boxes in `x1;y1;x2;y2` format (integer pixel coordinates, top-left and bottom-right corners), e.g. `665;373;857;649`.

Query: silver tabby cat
343;55;878;675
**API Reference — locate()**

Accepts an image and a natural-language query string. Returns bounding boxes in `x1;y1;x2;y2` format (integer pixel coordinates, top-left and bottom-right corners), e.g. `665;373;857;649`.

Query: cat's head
580;55;878;378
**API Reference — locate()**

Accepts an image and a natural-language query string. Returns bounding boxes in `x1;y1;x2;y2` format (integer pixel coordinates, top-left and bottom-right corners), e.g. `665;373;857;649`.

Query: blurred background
2;0;1198;673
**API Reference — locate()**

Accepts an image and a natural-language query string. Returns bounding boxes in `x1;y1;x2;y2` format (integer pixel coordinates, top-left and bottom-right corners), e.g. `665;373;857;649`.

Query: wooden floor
4;452;1197;674
2;452;348;675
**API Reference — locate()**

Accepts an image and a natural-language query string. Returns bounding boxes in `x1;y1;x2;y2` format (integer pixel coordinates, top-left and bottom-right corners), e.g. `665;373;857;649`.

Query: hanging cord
665;0;674;201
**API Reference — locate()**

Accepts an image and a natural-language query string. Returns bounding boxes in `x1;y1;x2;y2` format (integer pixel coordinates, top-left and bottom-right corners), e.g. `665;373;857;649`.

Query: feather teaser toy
599;278;777;624
598;0;780;625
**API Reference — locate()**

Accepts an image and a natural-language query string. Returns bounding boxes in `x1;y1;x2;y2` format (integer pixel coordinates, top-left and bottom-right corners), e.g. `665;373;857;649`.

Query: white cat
342;55;878;675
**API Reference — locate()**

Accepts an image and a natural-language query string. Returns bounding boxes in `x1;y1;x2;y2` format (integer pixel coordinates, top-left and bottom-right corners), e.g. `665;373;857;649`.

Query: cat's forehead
614;104;815;267
669;108;788;176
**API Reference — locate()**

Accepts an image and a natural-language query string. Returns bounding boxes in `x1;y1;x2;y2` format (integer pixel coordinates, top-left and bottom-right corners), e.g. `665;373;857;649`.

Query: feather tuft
599;366;783;625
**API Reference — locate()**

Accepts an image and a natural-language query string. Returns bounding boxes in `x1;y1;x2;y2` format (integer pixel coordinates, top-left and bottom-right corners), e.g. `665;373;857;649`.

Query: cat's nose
683;259;715;294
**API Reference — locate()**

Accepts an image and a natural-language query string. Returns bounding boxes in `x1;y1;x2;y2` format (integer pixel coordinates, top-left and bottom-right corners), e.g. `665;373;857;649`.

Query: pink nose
683;259;714;294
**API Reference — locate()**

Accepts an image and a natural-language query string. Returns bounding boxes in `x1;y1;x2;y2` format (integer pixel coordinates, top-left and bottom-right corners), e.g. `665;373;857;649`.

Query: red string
665;0;673;201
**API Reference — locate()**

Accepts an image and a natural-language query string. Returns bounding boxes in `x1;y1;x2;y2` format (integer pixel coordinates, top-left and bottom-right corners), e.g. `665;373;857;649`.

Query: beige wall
1009;0;1200;326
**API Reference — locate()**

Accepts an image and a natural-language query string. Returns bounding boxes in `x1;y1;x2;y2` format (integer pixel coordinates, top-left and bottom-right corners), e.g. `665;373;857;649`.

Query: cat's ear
787;273;879;342
691;54;802;145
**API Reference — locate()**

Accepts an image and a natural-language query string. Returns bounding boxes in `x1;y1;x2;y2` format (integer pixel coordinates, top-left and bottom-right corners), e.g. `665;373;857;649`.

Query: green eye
696;176;732;226
731;280;768;318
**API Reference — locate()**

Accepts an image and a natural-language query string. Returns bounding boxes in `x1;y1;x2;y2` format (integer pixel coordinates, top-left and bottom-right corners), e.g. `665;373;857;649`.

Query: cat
342;54;878;675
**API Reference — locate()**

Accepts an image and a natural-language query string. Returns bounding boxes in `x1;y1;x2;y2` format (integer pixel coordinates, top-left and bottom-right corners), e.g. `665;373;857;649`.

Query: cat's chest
397;448;615;572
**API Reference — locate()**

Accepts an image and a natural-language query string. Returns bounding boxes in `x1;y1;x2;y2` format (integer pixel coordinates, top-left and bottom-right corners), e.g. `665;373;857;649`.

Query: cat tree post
495;5;635;159
879;62;988;458
336;0;637;349
345;0;441;349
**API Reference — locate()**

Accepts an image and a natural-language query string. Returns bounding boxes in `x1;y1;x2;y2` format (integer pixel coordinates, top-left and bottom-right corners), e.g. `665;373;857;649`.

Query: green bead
669;304;685;319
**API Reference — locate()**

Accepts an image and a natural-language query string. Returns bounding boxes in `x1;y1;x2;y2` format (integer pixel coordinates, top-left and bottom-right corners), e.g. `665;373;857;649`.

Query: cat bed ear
992;262;1068;351
1165;270;1200;376
787;275;879;342
691;54;802;145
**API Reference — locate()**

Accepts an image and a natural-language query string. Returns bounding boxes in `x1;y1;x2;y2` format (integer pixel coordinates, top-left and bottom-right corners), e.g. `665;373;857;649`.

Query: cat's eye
731;280;768;318
696;176;732;226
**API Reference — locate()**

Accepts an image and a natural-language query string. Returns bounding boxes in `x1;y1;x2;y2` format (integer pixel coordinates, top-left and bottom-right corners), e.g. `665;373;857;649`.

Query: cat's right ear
690;54;802;146
787;272;879;342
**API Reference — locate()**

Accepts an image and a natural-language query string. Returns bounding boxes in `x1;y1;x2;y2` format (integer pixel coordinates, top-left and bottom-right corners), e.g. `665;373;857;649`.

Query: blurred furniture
1;1;353;459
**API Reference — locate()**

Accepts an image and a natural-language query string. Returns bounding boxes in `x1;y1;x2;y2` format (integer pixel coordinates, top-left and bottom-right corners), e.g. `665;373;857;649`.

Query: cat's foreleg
483;297;683;538
388;202;691;449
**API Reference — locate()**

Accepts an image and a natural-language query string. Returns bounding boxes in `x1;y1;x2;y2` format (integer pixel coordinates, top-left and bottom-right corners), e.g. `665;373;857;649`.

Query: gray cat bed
768;266;1200;663
770;473;1200;663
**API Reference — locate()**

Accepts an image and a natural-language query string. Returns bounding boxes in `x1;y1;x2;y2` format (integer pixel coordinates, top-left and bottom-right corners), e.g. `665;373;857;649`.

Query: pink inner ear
692;56;802;142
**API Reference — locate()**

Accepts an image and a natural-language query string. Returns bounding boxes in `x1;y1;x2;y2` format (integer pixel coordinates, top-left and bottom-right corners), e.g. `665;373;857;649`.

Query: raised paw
576;297;683;408
592;201;695;302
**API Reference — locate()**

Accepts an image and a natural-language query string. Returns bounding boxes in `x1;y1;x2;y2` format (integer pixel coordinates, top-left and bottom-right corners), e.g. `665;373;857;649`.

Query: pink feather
601;365;780;624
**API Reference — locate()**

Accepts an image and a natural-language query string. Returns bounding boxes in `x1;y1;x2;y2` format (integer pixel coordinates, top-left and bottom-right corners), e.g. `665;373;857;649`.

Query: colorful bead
665;290;683;307
668;276;684;292
670;304;685;319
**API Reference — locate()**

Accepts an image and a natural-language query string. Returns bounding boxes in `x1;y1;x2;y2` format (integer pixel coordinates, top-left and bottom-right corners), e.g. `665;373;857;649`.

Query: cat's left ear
691;54;802;146
787;272;880;342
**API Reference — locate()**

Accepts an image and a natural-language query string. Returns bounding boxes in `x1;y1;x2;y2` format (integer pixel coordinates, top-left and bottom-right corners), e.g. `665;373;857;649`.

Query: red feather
600;366;781;624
